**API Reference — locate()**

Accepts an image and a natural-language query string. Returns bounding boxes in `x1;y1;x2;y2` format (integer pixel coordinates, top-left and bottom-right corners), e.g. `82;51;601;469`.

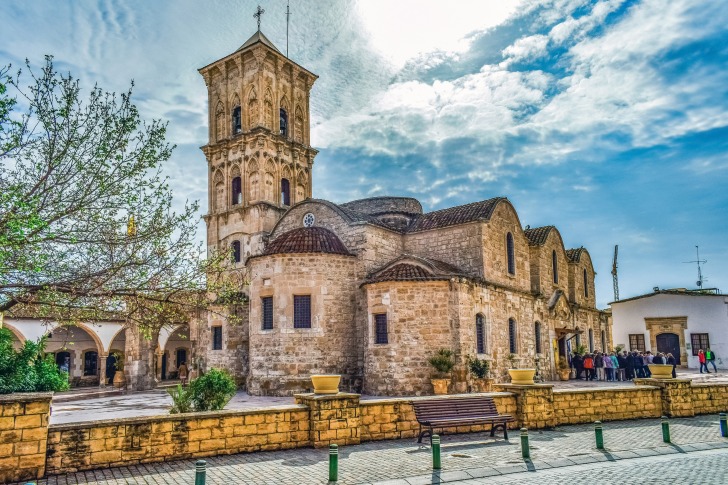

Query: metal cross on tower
254;5;265;31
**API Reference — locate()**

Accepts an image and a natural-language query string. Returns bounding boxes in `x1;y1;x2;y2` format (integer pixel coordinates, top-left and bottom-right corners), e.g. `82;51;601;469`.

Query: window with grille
691;333;710;356
583;269;589;298
212;326;223;350
476;314;485;354
280;108;288;137
261;297;273;330
508;318;517;354
375;314;388;344
294;295;312;328
535;322;542;354
506;233;515;275
231;240;241;263
552;250;559;284
628;334;645;351
589;329;594;352
281;178;290;206
83;351;98;376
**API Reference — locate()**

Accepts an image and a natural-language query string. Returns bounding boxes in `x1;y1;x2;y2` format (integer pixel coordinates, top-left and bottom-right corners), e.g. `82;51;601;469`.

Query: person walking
698;349;709;373
706;348;718;373
666;353;677;378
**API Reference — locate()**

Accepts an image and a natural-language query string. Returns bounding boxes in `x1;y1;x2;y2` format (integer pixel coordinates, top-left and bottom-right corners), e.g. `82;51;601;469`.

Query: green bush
167;384;194;414
428;348;455;376
467;356;490;378
189;368;237;412
0;327;70;394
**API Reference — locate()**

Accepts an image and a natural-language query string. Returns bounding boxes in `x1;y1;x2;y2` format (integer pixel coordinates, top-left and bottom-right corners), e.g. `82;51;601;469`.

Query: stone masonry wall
552;387;662;424
45;406;310;475
692;384;728;414
0;393;51;484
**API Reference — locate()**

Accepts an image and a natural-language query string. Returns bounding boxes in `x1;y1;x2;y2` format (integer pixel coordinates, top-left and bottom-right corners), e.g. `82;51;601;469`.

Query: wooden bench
412;396;513;444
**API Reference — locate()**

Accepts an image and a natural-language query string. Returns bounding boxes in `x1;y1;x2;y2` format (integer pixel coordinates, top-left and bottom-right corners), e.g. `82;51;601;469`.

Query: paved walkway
50;368;727;424
24;415;728;484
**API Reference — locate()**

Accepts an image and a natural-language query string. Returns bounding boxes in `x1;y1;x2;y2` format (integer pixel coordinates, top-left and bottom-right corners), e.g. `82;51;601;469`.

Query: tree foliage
189;368;237;412
0;57;243;331
0;327;70;394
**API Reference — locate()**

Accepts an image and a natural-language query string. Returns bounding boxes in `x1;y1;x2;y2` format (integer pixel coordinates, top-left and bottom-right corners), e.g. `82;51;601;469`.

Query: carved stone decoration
294;106;304;143
215;101;225;141
264;88;273;130
248;87;258;130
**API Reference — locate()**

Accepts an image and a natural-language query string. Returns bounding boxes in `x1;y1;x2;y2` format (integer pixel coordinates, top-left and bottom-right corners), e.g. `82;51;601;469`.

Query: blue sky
2;0;727;308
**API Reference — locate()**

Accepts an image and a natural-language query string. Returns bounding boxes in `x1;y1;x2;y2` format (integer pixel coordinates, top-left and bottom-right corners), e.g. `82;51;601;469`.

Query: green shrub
167;384;194;414
189;368;236;412
467;356;490;378
428;349;455;376
0;327;70;394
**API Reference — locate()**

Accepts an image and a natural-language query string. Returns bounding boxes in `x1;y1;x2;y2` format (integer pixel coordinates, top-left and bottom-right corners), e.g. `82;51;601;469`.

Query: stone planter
648;364;674;379
471;377;494;393
508;368;536;385
311;374;341;394
431;378;450;395
557;368;572;381
113;370;126;388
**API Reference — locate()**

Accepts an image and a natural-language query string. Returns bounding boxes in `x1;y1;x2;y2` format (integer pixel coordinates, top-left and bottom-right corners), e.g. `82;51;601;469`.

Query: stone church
193;28;611;396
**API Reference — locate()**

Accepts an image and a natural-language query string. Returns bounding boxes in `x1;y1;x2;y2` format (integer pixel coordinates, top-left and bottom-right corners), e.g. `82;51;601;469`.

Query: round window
303;212;315;227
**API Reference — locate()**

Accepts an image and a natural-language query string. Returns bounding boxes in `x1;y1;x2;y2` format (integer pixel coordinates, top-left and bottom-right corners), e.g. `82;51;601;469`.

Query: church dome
263;227;352;256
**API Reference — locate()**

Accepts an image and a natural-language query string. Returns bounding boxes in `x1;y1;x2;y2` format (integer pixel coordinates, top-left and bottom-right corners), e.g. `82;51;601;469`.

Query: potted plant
467;356;493;392
506;353;536;385
428;349;455;395
111;351;126;388
557;357;571;381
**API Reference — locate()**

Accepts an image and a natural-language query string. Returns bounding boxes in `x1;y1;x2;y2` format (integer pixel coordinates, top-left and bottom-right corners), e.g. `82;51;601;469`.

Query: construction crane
611;245;619;301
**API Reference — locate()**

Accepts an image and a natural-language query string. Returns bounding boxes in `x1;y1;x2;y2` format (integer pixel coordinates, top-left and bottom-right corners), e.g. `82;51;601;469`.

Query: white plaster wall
611;293;728;369
6;318;125;354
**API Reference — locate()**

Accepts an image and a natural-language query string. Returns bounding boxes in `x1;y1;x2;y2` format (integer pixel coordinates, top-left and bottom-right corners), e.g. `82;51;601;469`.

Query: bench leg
417;426;433;444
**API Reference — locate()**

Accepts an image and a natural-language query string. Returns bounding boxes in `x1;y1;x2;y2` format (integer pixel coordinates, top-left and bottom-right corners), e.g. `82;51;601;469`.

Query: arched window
476;314;485;354
231;176;242;205
552;250;559;284
55;351;71;374
232;106;242;134
508;318;517;354
506;233;515;275
83;351;98;376
534;322;542;354
281;178;290;206
589;329;594;352
231;240;241;263
280;108;288;137
583;268;589;298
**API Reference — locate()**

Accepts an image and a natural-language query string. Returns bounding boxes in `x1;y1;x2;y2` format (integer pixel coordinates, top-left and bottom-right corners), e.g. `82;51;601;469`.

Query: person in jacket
603;351;614;381
572;353;584;380
583;353;595;381
653;353;665;364
666;353;677;378
644;351;653;378
625;351;636;380
706;348;718;373
610;352;619;381
595;352;605;381
698;349;709;373
616;352;627;381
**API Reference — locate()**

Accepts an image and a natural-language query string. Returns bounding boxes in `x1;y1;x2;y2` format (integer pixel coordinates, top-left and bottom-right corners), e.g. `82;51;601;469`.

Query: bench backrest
413;396;501;420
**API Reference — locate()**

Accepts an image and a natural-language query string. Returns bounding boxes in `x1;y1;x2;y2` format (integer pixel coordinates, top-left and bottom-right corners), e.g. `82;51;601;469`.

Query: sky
2;0;727;308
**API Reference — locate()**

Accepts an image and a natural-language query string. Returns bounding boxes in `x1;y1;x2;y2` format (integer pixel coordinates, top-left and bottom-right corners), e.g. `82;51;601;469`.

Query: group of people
698;349;718;373
570;350;679;381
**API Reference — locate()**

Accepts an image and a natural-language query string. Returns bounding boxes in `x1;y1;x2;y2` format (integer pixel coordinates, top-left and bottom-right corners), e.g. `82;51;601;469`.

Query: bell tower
199;26;318;262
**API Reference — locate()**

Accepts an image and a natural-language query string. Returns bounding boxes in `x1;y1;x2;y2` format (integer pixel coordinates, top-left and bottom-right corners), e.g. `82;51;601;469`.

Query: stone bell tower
199;24;318;263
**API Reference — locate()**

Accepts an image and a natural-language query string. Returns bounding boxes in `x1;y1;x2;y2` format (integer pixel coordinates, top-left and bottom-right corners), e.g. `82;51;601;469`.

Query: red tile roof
263;227;352;256
523;226;554;246
407;197;505;233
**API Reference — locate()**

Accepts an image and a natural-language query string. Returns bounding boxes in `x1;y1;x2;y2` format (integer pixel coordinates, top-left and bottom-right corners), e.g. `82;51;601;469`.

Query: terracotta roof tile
523;226;554;246
407;197;505;233
566;247;585;263
263;227;352;256
367;263;447;283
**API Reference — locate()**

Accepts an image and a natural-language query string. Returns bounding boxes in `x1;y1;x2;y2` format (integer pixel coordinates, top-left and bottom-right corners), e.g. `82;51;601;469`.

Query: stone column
0;392;52;483
494;384;556;429
294;393;361;448
634;378;695;417
155;351;164;383
98;354;108;388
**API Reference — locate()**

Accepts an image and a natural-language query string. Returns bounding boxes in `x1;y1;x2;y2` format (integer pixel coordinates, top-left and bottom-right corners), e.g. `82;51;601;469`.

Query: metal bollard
195;460;207;485
594;421;604;449
661;416;671;443
720;413;728;438
520;428;530;459
432;434;442;470
329;444;339;482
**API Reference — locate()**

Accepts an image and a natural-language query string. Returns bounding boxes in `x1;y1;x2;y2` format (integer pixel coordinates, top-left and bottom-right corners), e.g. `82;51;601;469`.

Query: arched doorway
45;325;102;386
56;351;71;374
656;333;681;365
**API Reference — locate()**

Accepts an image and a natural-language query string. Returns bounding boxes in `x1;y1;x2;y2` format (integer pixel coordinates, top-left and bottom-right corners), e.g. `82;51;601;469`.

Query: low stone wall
692;383;728;415
360;393;518;441
0;393;52;484
552;387;662;424
45;405;310;475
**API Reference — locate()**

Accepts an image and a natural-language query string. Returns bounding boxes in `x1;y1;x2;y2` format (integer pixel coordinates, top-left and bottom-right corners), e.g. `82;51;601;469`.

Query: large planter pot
431;378;451;395
471;377;494;393
311;374;341;394
649;364;674;379
558;368;572;381
113;370;126;388
508;368;537;385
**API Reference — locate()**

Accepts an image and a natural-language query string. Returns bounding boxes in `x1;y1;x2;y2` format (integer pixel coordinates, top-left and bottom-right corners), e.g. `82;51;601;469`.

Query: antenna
683;245;707;288
611;245;619;301
286;0;291;58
